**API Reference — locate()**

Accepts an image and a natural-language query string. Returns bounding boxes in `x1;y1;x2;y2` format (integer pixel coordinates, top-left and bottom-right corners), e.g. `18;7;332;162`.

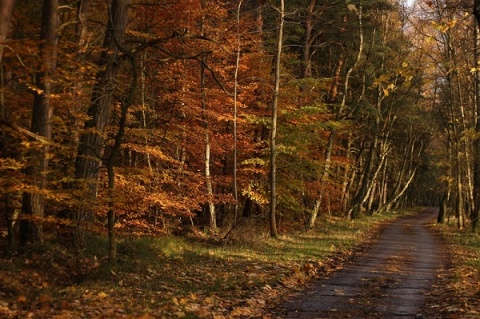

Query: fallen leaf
97;292;108;298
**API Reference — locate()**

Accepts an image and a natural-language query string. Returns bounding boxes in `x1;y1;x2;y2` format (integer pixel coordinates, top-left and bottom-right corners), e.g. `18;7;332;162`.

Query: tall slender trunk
232;0;242;224
340;134;352;211
269;0;284;238
199;0;216;233
307;132;333;229
203;101;216;232
472;3;480;230
302;0;317;78
140;50;153;174
20;0;58;247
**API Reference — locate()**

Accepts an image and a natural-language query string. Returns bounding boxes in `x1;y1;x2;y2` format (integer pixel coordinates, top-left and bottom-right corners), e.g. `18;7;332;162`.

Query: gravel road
278;208;447;319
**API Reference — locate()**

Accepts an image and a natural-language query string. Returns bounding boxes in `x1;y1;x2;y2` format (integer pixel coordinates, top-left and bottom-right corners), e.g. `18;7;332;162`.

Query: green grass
442;226;480;269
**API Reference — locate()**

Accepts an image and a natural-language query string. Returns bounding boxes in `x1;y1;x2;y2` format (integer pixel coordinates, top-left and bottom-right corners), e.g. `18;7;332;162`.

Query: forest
0;0;480;318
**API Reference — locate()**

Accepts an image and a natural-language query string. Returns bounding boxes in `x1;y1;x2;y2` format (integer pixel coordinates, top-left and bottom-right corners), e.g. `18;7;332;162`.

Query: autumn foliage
0;0;472;258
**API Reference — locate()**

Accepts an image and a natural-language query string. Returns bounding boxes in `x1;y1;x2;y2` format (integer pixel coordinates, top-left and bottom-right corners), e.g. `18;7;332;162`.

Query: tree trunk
349;138;375;219
73;0;129;250
232;0;242;224
0;0;15;64
269;0;284;238
0;0;16;253
302;0;317;78
472;2;480;231
340;134;352;212
199;0;216;233
438;193;447;224
20;0;58;247
307;131;333;229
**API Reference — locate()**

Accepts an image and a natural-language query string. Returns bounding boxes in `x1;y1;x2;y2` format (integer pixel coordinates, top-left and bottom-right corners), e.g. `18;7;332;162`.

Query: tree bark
0;0;15;64
349;137;375;219
233;0;242;224
0;0;16;253
20;0;58;247
269;0;284;238
302;0;317;78
199;0;216;233
472;2;480;231
73;0;129;250
307;131;333;229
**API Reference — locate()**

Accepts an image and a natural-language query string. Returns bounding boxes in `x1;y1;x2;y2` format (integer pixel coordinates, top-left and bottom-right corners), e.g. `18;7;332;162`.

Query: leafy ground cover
423;222;480;319
0;210;421;318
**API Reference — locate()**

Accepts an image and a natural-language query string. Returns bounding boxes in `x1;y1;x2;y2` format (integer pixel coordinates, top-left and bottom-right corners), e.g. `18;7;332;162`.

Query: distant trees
404;0;480;232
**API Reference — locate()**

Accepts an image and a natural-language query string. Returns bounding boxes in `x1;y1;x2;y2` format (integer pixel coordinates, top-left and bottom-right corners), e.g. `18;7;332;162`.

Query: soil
275;208;447;319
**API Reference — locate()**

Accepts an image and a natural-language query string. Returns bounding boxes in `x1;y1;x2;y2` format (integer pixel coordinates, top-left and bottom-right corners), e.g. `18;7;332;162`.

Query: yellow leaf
97;292;108;298
231;307;252;316
17;295;27;303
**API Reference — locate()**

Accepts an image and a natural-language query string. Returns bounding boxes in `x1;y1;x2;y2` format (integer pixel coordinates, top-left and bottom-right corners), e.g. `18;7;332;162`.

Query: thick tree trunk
438;191;448;224
20;0;58;247
0;0;16;253
73;0;129;250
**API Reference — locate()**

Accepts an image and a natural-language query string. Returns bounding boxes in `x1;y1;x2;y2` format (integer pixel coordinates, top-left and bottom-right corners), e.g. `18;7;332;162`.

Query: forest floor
0;208;478;319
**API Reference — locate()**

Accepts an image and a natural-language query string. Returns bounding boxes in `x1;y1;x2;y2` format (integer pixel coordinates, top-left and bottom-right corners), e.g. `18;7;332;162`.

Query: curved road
278;208;447;319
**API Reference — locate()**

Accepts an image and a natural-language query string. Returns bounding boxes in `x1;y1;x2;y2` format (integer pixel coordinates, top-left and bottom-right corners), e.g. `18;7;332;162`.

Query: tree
19;0;58;247
73;0;130;251
269;0;284;238
473;0;480;231
0;0;17;253
0;0;15;63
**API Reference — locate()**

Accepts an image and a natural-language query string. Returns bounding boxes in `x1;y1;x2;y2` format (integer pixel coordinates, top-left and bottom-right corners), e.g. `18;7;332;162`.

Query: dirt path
276;208;447;319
